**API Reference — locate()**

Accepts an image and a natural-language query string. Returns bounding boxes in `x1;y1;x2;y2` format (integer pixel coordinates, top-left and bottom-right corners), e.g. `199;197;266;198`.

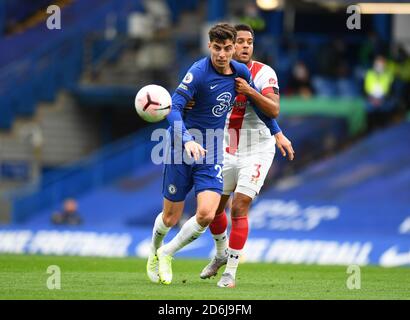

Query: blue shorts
162;162;223;202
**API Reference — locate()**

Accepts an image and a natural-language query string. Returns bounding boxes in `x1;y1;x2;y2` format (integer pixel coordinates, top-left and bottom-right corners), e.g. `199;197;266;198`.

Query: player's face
234;30;254;64
208;40;235;71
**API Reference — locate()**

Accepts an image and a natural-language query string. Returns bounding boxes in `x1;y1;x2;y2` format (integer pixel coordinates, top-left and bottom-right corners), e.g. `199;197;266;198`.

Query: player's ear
208;42;211;49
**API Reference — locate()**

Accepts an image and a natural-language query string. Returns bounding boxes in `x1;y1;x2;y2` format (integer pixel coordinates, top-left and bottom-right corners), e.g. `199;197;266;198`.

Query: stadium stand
0;0;144;129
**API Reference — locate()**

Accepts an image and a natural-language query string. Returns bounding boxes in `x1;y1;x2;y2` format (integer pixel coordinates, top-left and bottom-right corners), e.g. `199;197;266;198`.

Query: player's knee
162;211;179;227
196;209;215;227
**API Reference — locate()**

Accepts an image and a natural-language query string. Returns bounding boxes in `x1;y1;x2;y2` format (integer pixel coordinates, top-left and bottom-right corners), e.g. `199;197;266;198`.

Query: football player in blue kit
146;23;281;285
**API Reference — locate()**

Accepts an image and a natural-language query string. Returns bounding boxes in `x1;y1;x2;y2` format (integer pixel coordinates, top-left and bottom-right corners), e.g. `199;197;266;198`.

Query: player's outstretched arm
235;77;279;118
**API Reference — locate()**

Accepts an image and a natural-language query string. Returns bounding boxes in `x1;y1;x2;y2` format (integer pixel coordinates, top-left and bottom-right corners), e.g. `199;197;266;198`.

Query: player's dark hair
208;23;236;43
234;24;255;38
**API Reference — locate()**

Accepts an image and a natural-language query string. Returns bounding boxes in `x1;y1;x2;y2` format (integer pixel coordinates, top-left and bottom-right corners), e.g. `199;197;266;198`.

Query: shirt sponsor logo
212;92;232;117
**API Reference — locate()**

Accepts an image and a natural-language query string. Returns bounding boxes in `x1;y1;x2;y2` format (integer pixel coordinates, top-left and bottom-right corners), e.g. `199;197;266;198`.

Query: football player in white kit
200;24;295;288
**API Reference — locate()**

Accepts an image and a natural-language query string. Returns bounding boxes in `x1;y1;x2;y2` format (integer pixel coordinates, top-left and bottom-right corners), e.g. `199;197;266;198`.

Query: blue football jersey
162;57;282;201
166;57;254;162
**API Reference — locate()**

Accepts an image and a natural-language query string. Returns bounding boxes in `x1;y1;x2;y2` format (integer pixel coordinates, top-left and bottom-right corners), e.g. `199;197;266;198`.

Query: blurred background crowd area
0;0;409;236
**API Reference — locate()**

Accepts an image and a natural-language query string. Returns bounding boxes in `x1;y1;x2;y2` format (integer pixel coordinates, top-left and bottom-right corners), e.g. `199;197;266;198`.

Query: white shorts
222;135;276;199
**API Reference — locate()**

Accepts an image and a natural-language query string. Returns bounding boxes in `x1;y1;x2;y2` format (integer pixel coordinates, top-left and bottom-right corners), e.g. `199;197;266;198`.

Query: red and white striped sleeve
254;65;280;96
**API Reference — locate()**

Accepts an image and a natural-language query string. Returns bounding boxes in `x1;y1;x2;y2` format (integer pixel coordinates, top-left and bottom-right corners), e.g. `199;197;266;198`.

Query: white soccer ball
135;84;172;122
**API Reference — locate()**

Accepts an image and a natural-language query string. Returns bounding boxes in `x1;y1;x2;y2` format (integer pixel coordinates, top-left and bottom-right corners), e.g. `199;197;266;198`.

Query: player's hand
184;140;207;161
235;77;252;96
275;132;295;161
184;100;195;110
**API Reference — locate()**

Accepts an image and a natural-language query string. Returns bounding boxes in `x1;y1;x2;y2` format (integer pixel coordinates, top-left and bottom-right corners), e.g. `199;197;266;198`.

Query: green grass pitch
0;254;409;300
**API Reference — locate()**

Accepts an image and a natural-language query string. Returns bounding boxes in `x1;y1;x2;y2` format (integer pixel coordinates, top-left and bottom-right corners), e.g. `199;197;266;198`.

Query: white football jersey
224;60;279;156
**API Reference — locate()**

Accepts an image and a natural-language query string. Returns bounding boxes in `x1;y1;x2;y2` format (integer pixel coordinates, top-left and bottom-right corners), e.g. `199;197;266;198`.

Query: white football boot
200;255;228;279
217;273;236;288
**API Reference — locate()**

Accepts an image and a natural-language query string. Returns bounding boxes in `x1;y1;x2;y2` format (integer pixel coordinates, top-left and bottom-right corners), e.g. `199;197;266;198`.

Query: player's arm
167;70;206;161
236;80;293;159
235;77;279;118
168;93;206;161
241;85;294;160
237;66;294;160
167;93;193;144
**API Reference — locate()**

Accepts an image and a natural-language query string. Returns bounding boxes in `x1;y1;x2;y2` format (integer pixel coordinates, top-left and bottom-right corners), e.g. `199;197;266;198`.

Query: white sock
160;215;207;256
150;212;171;255
224;247;242;278
212;231;228;258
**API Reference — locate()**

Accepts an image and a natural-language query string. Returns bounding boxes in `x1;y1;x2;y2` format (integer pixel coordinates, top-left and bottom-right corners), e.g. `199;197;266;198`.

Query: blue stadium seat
312;76;337;97
0;0;143;129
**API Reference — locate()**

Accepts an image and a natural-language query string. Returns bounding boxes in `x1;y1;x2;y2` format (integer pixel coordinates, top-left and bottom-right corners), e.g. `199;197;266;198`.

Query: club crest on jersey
183;72;193;84
168;184;177;195
269;78;277;86
212;92;232;117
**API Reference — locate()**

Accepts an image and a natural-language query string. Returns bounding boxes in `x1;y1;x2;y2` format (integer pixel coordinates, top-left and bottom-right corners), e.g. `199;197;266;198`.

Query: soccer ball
135;84;172;123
